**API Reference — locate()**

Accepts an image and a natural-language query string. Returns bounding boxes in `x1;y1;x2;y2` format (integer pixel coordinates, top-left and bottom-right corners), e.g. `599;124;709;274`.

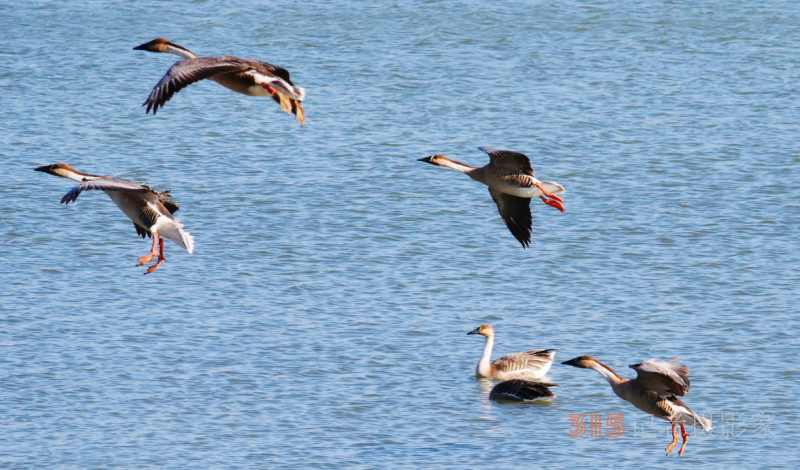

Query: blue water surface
1;0;799;468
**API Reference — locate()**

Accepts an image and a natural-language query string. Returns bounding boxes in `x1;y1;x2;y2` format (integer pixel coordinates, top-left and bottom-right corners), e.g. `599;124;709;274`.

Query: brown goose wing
488;188;532;248
492;349;555;373
142;57;251;114
489;380;559;401
479;146;534;177
630;358;691;397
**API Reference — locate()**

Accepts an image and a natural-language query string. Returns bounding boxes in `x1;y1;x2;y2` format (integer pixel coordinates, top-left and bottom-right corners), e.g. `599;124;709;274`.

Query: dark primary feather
143;57;251;114
489;380;559;402
134;222;150;239
266;63;294;85
479;146;535;177
488;188;533;248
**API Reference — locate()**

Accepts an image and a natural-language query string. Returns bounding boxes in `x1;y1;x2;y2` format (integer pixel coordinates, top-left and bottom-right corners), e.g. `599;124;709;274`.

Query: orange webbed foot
665;421;679;456
677;424;690;457
144;237;166;274
137;253;156;266
540;196;565;212
534;182;564;203
144;256;165;275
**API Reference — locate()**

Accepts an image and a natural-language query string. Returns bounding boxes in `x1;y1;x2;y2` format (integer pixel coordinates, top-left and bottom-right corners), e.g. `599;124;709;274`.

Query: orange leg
137;231;159;266
665;420;679;456
540;195;565;213
677;423;690;457
260;83;277;94
145;237;166;274
534;182;564;203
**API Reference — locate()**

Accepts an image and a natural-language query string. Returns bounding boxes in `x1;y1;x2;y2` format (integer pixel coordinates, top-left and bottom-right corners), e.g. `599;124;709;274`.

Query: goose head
467;324;495;337
133;38;192;54
418;154;452;167
561;356;600;369
34;163;83;180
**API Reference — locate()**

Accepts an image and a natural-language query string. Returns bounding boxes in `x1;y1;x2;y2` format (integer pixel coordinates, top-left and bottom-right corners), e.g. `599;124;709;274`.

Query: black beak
418;156;433;163
467;327;481;335
34;165;50;173
561;358;579;366
133;43;148;51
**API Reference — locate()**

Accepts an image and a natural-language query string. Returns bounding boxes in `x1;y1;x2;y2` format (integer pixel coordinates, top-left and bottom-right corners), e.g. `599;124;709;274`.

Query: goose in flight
562;356;712;456
134;38;306;125
468;325;555;380
418;146;565;248
34;163;194;274
488;379;560;402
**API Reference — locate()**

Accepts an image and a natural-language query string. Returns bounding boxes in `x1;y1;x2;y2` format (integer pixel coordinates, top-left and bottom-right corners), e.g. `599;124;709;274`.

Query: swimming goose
489;379;560;402
418;146;565;248
34;163;194;274
468;325;555;380
134;38;306;125
562;356;712;456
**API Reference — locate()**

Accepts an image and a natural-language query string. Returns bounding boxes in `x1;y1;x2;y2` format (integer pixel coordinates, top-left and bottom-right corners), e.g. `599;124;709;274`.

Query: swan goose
562;356;712;456
134;38;306;125
35;163;194;274
468;325;555;380
418;146;565;248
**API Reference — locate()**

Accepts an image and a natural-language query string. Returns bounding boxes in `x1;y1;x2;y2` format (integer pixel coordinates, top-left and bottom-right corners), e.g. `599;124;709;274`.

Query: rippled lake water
1;0;799;467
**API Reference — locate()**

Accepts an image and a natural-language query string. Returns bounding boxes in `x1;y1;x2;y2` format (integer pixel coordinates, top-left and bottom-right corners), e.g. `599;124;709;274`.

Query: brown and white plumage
34;163;194;274
468;325;555;381
418;146;565;248
562;356;712;457
489;379;560;402
134;38;306;125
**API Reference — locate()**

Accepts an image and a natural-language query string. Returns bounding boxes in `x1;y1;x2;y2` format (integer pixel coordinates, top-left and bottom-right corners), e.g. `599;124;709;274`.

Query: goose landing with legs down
35;163;194;274
562;355;712;456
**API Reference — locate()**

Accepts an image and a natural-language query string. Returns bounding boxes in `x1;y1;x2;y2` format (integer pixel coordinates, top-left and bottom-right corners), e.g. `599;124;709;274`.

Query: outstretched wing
479;146;534;177
60;178;157;205
631;357;691;397
488;188;532;248
489;380;559;402
142;57;250;114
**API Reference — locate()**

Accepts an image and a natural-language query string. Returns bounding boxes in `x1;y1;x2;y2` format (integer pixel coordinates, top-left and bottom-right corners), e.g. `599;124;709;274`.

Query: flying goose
134;38;306;125
562;356;712;456
468;325;555;380
35;163;194;274
418;146;565;248
489;379;560;402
